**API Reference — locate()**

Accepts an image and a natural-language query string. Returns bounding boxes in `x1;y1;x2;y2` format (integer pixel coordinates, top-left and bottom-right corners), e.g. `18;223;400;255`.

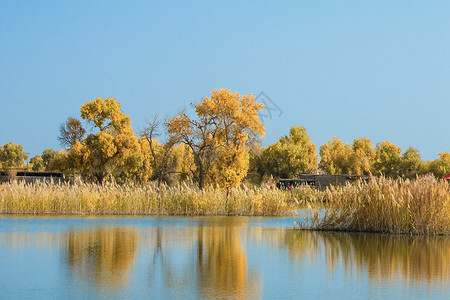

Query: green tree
428;152;450;178
373;140;402;178
30;155;44;172
399;147;423;179
0;141;28;171
41;149;58;171
260;126;318;178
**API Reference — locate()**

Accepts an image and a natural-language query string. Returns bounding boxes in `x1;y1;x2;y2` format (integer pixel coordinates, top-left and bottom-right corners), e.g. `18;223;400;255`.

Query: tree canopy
61;97;142;183
0;141;28;171
260;126;317;178
167;88;264;189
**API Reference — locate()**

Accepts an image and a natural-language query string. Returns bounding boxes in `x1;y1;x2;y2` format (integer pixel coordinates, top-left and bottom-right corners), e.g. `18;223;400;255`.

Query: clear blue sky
1;0;449;161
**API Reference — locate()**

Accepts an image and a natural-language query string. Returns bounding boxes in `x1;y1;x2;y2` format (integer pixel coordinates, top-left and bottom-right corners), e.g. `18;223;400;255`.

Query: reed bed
0;180;315;216
296;176;450;235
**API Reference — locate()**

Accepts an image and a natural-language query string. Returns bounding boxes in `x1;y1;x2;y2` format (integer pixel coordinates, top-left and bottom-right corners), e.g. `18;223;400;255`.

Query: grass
296;176;450;235
0;180;315;216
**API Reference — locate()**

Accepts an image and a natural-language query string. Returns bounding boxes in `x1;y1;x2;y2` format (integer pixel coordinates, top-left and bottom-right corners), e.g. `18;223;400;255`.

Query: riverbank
2;177;449;235
296;176;450;235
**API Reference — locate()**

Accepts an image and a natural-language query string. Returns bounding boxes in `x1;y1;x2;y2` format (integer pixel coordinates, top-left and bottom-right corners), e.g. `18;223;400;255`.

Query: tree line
1;89;449;188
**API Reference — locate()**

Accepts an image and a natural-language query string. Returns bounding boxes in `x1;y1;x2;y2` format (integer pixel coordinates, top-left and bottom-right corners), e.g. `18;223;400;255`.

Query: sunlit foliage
319;137;376;175
260;126;318;178
373;140;402;178
30;155;44;172
319;137;353;174
58;117;86;149
428;152;450;178
399;147;424;179
61;97;142;183
350;137;375;175
167;88;264;189
0;141;28;171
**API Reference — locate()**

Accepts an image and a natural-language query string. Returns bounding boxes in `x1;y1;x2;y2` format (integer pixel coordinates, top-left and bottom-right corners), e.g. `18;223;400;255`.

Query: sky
0;0;449;161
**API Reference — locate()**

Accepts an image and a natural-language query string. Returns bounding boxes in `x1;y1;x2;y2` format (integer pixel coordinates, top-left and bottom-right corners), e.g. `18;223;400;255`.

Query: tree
41;149;57;171
428;152;450;178
319;137;353;174
47;150;68;174
166;88;264;189
260;126;318;178
30;155;44;172
0;141;28;171
62;97;142;183
319;137;376;175
399;147;423;179
58;117;86;149
373;140;402;178
350;137;375;175
140;115;178;185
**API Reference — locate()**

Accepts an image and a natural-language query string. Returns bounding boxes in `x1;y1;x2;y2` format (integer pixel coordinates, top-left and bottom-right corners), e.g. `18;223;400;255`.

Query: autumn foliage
167;88;265;189
2;89;449;187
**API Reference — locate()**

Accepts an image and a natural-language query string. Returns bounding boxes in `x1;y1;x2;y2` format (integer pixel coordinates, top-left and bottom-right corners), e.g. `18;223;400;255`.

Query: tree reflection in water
65;227;138;289
260;229;450;285
1;217;449;298
145;217;261;299
195;218;261;299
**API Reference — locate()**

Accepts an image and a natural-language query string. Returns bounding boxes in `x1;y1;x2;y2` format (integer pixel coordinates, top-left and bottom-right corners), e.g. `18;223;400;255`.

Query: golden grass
0;180;312;216
296;176;450;235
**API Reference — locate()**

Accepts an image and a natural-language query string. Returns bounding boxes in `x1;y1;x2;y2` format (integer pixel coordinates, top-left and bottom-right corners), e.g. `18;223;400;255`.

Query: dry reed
0;180;312;216
296;176;450;235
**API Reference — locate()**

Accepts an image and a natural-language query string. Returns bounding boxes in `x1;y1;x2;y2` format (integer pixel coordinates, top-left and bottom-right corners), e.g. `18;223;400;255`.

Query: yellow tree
140;115;179;185
351;137;375;175
63;97;142;183
319;137;353;174
167;89;264;189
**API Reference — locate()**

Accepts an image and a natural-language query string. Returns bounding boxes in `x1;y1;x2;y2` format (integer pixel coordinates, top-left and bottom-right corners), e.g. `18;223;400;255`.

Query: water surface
0;216;449;299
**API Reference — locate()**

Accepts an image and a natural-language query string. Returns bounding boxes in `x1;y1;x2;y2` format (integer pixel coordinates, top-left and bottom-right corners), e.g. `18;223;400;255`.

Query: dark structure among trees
277;174;368;189
0;170;64;184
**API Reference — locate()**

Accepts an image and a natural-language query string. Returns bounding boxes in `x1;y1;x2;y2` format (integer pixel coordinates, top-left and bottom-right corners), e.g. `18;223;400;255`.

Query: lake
0;216;449;299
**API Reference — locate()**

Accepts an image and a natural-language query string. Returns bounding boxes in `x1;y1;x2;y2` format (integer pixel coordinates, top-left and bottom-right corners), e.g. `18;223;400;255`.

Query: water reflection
259;230;450;285
65;227;138;288
0;217;449;299
195;218;261;299
143;218;261;299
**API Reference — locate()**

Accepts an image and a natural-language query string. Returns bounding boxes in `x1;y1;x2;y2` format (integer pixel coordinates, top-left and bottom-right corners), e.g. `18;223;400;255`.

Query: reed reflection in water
258;229;450;286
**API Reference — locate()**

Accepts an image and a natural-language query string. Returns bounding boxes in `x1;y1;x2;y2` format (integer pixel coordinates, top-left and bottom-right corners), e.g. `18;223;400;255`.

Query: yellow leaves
62;97;144;183
98;132;117;158
209;145;249;189
319;137;376;175
167;114;192;137
80;97;128;131
167;89;264;189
